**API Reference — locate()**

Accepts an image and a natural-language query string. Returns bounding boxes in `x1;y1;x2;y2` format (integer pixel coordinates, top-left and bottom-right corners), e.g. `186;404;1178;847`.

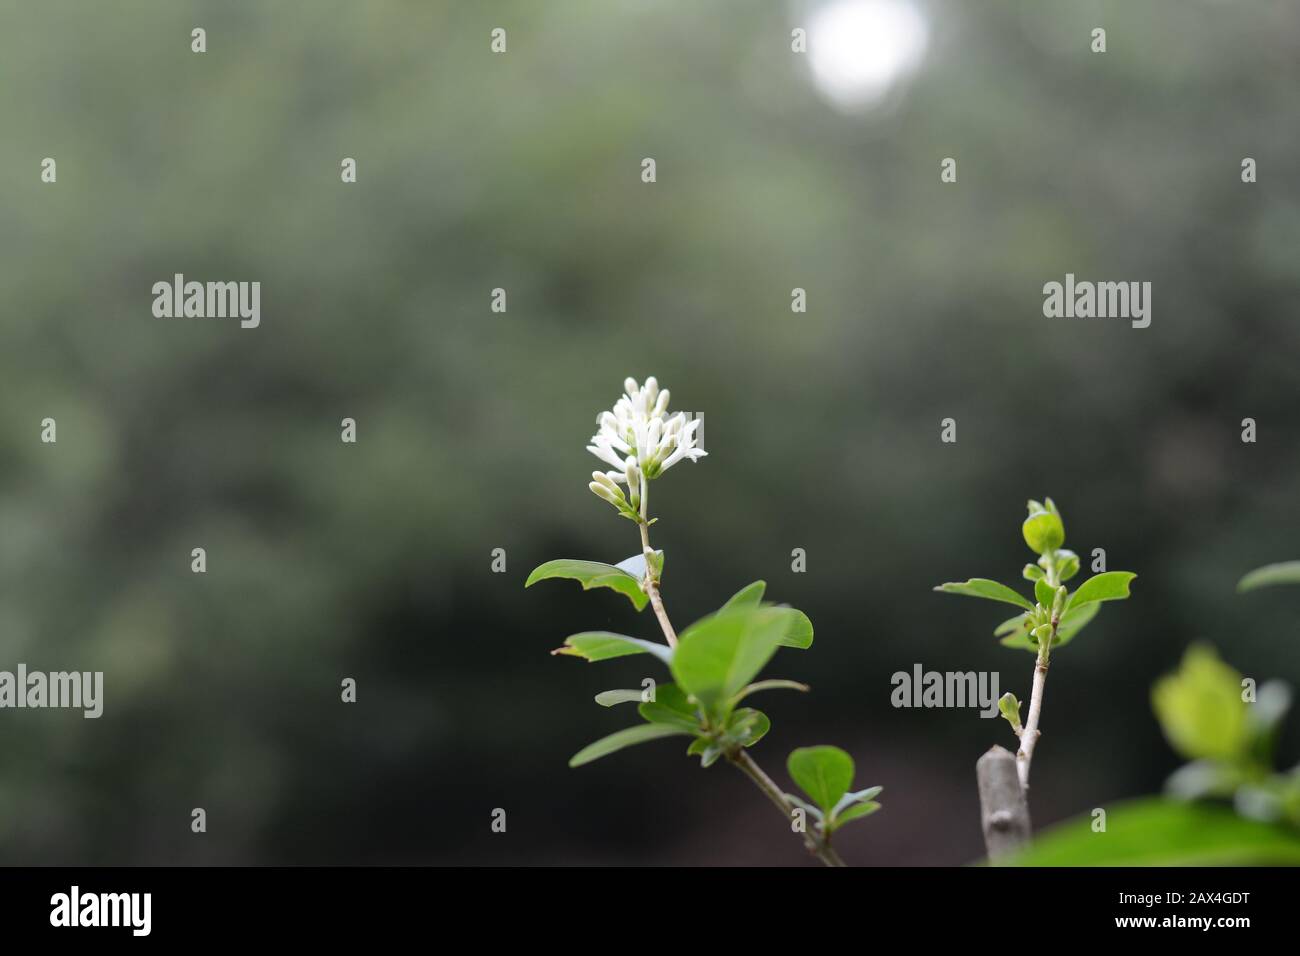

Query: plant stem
728;750;846;866
637;476;677;648
1016;651;1049;790
1016;558;1059;790
632;490;841;865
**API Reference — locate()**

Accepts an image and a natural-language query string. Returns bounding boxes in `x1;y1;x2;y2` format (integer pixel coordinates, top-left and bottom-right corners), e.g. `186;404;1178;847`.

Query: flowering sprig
527;376;879;866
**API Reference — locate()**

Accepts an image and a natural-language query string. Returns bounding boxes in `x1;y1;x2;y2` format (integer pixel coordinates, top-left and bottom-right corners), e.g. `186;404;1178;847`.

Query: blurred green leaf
1004;798;1300;866
552;631;672;664
787;745;854;815
525;559;648;611
594;689;645;707
935;578;1034;611
1238;561;1300;592
1152;644;1248;762
721;580;766;611
769;606;814;649
730;679;810;705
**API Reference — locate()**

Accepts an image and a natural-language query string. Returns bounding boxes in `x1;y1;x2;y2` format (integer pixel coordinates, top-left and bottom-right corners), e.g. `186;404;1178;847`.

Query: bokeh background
1;0;1298;865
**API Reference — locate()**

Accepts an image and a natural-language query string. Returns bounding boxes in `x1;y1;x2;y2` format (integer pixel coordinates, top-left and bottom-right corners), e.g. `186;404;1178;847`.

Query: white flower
589;376;707;478
586;376;706;514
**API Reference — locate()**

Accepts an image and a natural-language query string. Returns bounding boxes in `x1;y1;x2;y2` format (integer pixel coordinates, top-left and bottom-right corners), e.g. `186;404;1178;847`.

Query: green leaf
1055;549;1080;582
594;689;646;707
614;551;663;584
525;559;649;611
1022;564;1044;582
1033;576;1054;608
1003;797;1300;866
730;679;810;705
670;608;786;715
1066;571;1136;610
569;723;692;767
552;632;673;665
687;736;724;767
1022;507;1065;555
1050;599;1101;648
726;708;771;748
934;578;1034;611
994;612;1028;636
1238;561;1300;592
638;683;701;732
787;745;855;815
716;583;811;649
831;786;882;817
1152;644;1249;762
721;580;766;611
769;606;814;649
829;801;880;830
994;614;1036;651
999;634;1037;651
784;793;824;822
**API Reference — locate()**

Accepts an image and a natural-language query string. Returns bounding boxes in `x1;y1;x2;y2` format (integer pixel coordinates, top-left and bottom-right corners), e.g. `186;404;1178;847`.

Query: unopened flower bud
998;692;1022;732
591;471;622;494
589;481;621;506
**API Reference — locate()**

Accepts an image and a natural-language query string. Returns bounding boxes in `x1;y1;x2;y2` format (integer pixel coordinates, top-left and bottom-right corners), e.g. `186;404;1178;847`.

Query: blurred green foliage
1011;644;1300;865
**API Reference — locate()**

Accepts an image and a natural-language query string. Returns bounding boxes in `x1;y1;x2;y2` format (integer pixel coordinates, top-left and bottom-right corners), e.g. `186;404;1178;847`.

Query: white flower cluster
587;376;706;519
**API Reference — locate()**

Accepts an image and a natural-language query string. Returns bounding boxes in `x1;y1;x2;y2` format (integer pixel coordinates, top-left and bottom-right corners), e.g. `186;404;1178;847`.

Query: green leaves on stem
936;498;1136;654
530;530;881;860
534;581;824;771
786;746;882;837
